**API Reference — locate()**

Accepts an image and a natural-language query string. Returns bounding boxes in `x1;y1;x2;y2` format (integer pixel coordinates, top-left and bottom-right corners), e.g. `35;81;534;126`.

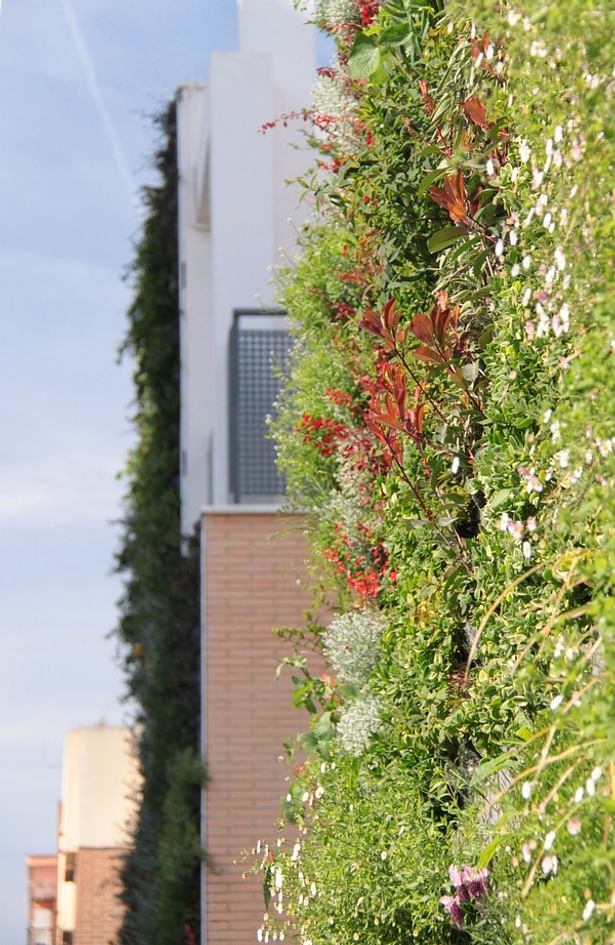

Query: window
228;311;290;502
64;853;76;883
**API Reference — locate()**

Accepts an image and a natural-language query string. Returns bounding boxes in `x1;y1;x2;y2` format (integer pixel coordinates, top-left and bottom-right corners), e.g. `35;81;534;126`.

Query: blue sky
0;1;243;941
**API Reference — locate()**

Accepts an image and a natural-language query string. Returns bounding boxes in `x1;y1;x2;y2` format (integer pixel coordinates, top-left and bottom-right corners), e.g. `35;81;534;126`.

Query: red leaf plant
428;169;476;226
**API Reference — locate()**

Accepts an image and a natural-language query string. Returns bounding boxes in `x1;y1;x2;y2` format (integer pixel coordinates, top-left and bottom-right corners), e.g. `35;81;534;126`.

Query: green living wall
114;102;203;945
259;1;615;943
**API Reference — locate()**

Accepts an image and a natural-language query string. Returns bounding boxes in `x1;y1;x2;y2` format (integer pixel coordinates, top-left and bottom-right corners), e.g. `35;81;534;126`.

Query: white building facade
176;0;316;531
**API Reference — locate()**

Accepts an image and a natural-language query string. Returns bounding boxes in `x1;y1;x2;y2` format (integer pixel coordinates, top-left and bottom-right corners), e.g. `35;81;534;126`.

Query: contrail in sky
59;0;138;213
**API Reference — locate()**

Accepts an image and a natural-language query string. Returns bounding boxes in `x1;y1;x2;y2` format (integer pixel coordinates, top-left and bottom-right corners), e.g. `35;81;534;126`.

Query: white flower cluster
323;608;386;685
327;454;374;539
337;692;382;755
312;73;358;143
316;0;359;27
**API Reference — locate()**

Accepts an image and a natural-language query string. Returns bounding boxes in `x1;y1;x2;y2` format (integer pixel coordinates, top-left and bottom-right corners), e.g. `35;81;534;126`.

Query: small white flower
522;842;532;863
508;10;520;26
567;817;582;835
511;166;520;182
511;263;520;277
310;881;317;897
315;785;324;799
558;450;570;469
560;304;570;330
554;124;563;143
451;456;460;475
550;694;564;710
591;766;602;782
544;831;556;850
543;211;552;228
522;541;532;560
582;899;596;921
586;778;596;797
521;781;533;800
499;512;511;532
543;409;552;424
257;929;264;942
292;842;301;862
545;265;556;286
509;230;518;246
574;786;584;803
485;43;495;60
486;158;495;176
554;247;566;271
523;288;532;305
495;238;504;256
522;254;532;270
380;850;387;860
541;854;558;875
519;140;531;163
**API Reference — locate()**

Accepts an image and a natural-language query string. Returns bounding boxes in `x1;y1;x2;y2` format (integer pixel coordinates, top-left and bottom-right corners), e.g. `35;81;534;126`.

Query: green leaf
487;488;512;511
417;167;447;198
427;225;465;253
348;33;382;79
477;835;506;869
471;753;512;786
378;22;410;46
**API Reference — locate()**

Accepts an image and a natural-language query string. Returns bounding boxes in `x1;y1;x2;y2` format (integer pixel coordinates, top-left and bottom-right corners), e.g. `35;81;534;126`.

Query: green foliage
114;101;203;945
261;1;615;943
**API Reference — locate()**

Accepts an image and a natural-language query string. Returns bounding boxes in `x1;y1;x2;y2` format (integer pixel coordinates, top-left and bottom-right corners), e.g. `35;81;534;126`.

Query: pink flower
440;895;464;928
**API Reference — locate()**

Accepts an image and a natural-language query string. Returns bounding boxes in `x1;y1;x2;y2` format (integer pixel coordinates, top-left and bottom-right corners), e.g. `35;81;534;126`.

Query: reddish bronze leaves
461;97;492;130
428;170;470;225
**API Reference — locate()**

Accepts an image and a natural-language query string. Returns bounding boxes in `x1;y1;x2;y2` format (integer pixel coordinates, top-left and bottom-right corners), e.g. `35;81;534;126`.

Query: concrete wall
201;510;314;945
177;0;315;532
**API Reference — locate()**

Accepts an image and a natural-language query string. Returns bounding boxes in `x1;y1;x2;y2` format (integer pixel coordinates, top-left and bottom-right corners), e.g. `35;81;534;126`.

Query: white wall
55;726;138;932
177;0;315;532
57;726;138;850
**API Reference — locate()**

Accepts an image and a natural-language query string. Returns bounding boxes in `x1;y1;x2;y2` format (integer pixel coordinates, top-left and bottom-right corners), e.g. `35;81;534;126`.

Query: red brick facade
73;848;125;945
202;511;312;945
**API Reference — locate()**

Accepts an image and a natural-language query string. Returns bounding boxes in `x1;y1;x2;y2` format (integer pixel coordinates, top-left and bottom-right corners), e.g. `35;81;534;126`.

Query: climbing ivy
114;101;203;945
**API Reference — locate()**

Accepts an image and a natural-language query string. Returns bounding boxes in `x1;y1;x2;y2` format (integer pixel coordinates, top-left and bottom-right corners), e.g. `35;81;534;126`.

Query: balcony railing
27;926;54;945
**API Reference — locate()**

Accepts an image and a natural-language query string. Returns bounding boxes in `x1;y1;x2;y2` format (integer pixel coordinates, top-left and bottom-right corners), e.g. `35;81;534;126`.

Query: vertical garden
260;0;615;943
114;103;203;945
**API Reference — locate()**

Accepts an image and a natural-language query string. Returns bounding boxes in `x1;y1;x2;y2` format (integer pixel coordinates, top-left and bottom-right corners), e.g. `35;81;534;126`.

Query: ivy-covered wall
114;101;202;945
258;1;615;943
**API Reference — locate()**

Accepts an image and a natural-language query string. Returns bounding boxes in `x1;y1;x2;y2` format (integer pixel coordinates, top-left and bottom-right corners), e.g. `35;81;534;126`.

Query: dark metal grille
229;312;290;502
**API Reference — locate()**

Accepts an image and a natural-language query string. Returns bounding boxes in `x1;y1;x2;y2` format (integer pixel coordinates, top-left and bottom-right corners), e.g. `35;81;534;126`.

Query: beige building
55;725;139;945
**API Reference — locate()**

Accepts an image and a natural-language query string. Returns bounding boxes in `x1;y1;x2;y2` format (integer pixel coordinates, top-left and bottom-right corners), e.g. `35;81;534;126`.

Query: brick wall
74;848;124;945
202;511;313;945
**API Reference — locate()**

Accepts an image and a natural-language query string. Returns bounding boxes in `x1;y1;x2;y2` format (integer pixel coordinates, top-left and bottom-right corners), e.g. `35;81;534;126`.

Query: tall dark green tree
114;100;203;945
